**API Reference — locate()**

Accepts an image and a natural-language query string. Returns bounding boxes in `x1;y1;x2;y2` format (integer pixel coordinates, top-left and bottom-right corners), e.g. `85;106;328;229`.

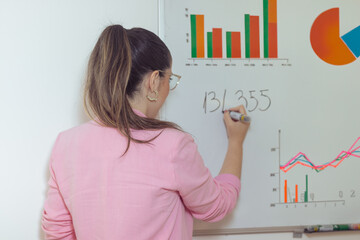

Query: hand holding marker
223;110;251;123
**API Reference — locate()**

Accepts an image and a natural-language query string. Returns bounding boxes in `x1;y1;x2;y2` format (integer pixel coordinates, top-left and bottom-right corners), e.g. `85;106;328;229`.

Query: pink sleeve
41;136;76;240
172;133;240;222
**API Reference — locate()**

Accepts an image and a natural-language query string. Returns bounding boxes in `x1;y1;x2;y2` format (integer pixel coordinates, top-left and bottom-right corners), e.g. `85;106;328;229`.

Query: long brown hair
84;25;181;154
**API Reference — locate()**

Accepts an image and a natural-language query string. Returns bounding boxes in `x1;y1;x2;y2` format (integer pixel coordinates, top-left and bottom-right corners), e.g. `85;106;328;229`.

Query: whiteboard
161;0;360;234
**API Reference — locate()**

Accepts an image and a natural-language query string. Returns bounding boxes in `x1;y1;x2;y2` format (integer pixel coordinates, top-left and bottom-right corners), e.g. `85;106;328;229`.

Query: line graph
280;137;360;173
270;130;358;207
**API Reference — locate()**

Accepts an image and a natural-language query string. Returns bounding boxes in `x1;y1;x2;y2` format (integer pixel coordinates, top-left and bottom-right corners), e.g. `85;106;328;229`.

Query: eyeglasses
158;70;181;91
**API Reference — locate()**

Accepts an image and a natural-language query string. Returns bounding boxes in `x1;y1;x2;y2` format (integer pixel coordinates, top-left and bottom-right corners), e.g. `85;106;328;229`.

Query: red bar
212;28;222;58
231;32;241;58
250;16;260;58
268;23;278;58
295;184;298;203
284;180;287;203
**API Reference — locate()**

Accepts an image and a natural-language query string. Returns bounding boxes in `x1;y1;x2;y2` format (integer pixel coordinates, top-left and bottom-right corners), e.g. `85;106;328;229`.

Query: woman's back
41;25;247;240
42;110;240;240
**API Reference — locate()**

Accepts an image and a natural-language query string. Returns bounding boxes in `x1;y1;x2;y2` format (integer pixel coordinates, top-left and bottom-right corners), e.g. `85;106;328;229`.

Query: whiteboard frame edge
193;226;305;236
157;0;167;120
157;0;165;40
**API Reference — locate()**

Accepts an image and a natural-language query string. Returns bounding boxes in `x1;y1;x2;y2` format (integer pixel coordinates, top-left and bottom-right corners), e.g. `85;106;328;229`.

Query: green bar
190;15;197;58
305;175;308;202
263;0;269;58
245;14;250;58
226;32;232;58
207;32;213;58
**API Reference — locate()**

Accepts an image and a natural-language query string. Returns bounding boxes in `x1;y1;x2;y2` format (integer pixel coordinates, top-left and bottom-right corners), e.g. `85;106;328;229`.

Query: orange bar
231;32;241;58
295;184;298;203
213;28;222;58
250;16;260;58
268;0;278;58
284;180;287;203
268;0;277;23
196;15;205;58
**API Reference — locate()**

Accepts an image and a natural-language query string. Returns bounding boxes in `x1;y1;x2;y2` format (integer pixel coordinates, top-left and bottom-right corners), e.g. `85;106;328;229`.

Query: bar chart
284;175;308;203
190;0;279;60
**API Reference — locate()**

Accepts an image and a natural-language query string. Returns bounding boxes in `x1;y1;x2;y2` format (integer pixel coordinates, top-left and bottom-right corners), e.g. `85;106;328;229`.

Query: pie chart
310;8;360;65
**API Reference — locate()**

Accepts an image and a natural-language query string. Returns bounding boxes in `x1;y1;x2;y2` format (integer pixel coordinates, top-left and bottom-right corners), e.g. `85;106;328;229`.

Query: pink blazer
42;111;240;240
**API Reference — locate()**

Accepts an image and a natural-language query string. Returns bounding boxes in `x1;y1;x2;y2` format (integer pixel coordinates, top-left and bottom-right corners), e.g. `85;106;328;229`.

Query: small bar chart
189;0;279;60
284;175;309;203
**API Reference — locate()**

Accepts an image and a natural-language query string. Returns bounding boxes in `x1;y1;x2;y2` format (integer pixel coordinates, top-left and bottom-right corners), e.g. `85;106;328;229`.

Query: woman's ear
147;70;161;92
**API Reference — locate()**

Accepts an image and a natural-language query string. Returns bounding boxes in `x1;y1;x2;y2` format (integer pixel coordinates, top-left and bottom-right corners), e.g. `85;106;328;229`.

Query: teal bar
305;175;308;202
190;15;197;58
245;14;250;58
207;32;213;58
263;0;269;58
226;32;232;58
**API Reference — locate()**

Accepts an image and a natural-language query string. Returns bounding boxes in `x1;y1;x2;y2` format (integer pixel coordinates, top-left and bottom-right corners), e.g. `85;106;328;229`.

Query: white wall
0;0;158;239
1;0;360;239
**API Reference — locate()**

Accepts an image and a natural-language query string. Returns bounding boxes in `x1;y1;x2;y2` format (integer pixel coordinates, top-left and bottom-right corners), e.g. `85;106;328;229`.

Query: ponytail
84;25;181;155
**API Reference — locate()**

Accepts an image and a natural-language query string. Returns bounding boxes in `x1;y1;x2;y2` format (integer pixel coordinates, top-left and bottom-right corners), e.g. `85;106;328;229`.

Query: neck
129;96;158;118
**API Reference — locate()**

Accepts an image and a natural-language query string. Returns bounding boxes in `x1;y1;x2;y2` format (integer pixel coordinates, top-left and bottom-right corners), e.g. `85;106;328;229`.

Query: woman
41;25;249;240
